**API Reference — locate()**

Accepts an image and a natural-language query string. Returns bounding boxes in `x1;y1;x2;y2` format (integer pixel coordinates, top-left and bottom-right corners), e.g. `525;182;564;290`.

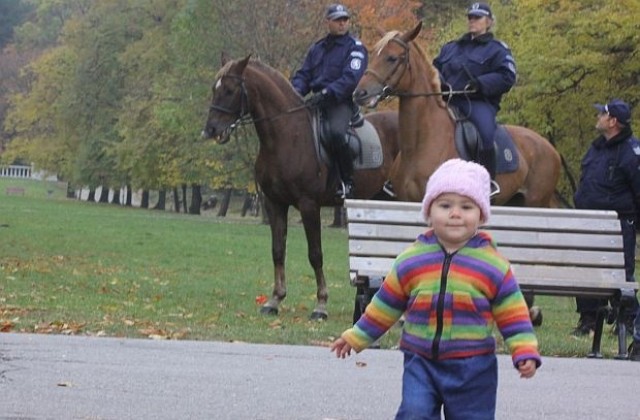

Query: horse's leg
298;199;328;320
260;198;289;316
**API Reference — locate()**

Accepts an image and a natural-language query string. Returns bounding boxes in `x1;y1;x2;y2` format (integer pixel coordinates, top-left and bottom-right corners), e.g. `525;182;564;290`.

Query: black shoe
336;181;354;199
572;316;596;337
629;342;640;361
350;112;364;128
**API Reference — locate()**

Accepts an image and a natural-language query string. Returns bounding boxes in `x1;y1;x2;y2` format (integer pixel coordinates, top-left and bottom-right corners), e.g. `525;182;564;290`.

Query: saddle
311;108;384;171
449;106;519;174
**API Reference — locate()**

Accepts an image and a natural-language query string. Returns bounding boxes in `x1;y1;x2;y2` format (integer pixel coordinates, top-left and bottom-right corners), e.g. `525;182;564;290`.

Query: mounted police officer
433;2;517;196
291;3;368;199
572;99;640;354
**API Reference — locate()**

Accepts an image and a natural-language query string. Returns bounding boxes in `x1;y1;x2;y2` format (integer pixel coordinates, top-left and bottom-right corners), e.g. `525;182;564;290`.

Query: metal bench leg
614;306;629;360
588;307;607;358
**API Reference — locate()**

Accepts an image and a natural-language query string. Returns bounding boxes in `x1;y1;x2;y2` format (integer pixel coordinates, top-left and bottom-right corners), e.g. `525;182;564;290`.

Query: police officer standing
572;99;640;354
291;4;367;199
433;2;517;196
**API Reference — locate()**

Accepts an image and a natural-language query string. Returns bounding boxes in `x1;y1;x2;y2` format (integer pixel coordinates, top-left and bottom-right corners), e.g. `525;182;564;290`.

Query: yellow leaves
34;320;86;335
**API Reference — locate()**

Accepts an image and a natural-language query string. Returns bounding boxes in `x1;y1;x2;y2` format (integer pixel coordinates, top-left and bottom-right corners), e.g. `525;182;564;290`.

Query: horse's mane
216;57;300;98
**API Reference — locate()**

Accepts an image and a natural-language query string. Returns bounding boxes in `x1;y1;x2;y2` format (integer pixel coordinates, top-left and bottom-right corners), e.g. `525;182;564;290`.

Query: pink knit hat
421;159;491;223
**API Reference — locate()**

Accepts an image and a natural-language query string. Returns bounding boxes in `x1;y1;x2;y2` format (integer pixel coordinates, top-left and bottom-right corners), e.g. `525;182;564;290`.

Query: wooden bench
5;187;25;196
345;199;639;359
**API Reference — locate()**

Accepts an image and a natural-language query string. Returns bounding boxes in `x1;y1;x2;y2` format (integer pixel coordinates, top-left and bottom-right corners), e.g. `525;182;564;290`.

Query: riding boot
478;148;500;197
336;141;355;199
350;102;365;128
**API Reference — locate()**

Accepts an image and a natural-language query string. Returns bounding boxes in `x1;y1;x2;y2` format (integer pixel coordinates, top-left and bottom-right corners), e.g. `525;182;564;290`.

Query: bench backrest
346;199;634;298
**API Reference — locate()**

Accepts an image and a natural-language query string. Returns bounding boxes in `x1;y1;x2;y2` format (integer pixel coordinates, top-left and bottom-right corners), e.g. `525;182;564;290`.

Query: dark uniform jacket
291;32;367;103
574;126;640;220
433;32;516;109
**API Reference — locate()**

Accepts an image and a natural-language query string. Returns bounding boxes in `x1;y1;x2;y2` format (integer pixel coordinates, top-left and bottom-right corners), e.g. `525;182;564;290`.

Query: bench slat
348;223;623;250
349;240;625;267
346;200;621;232
349;257;633;291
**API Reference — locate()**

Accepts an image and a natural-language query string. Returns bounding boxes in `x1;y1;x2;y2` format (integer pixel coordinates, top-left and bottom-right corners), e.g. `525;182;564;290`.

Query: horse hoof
529;306;543;327
260;306;278;316
309;311;328;321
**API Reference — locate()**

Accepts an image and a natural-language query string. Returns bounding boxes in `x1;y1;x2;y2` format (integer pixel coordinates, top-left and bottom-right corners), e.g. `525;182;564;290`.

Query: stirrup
382;180;396;198
490;180;501;198
336;181;354;199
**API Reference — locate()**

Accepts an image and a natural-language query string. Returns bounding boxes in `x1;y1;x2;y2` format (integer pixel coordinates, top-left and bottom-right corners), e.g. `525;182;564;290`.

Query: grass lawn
0;178;635;358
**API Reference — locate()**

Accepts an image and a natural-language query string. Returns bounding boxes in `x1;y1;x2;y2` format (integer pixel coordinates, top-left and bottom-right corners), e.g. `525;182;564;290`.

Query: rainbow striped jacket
342;230;542;368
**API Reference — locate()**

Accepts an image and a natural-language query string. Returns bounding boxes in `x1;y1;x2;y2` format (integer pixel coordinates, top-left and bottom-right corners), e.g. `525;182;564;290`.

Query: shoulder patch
350;58;362;71
351;51;365;59
633;144;640;155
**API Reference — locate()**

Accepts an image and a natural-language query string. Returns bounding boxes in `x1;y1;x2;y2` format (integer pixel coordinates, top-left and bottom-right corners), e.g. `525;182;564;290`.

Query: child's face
428;192;482;252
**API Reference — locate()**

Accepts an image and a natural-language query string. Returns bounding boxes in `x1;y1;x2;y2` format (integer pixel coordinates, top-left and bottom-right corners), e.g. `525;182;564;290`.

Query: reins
364;36;475;102
209;73;310;132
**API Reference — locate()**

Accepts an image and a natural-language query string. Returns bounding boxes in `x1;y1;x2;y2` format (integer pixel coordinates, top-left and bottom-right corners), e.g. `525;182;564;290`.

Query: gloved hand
305;89;328;107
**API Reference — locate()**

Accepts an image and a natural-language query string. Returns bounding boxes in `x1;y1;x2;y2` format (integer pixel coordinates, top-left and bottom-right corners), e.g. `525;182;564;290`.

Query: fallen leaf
355;361;367;368
255;294;268;305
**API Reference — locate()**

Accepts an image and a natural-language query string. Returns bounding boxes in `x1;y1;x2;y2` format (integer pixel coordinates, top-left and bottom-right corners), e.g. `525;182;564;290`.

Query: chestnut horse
202;56;399;320
353;22;561;324
353;22;561;206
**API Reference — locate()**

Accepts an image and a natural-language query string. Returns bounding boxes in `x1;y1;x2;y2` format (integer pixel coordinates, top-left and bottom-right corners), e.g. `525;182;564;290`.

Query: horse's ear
237;55;252;73
221;51;230;66
401;21;423;43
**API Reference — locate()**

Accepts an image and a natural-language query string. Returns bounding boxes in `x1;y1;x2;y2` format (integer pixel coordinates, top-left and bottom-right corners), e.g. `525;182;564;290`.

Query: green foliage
4;1;640;202
0;0;33;50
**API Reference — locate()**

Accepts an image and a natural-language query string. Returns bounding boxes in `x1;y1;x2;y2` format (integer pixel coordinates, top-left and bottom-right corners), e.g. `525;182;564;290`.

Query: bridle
363;37;412;102
362;36;474;104
208;74;251;132
208;73;310;134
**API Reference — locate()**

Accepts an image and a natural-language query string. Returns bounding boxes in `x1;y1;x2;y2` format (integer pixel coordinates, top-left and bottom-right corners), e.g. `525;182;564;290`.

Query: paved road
1;333;639;419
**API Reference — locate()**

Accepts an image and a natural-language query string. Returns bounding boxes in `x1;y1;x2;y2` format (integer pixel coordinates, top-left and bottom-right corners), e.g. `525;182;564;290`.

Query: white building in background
0;164;58;181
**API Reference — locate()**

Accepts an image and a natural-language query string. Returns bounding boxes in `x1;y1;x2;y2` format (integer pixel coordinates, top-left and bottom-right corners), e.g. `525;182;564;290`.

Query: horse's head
201;55;252;144
353;21;424;108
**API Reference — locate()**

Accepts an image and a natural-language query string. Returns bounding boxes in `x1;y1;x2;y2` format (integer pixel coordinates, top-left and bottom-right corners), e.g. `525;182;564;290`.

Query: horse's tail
546;134;577;208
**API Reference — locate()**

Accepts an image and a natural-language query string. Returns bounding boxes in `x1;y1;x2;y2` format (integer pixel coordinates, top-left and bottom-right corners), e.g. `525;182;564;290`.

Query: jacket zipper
432;250;454;360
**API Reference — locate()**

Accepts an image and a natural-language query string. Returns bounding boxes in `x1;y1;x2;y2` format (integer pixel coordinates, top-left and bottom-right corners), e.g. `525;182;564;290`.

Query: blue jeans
396;352;497;420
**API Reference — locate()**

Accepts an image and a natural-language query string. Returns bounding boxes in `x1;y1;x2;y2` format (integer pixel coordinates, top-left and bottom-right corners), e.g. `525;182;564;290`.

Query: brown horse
202;56;399;320
353;22;561;206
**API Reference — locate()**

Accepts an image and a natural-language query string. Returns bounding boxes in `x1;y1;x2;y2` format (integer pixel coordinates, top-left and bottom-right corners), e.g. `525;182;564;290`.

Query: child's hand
517;359;537;378
330;337;353;359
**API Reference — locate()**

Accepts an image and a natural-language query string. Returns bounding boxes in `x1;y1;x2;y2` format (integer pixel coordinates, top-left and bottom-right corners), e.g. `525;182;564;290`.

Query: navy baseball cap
467;2;493;18
326;4;350;20
594;99;632;125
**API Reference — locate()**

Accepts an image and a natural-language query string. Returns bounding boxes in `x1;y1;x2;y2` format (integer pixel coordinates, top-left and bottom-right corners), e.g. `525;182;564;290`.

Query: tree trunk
241;191;252;217
112;188;121;205
141;190;150;208
189;184;202;215
331;206;346;228
125;185;132;206
87;188;96;202
181;184;188;213
154;190;166;210
259;193;269;224
66;183;75;199
98;187;109;203
217;188;232;217
172;187;180;212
